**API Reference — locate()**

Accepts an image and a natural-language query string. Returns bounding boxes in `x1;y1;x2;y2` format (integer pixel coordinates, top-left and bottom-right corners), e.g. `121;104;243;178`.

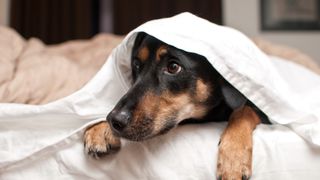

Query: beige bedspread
0;26;319;105
0;26;122;104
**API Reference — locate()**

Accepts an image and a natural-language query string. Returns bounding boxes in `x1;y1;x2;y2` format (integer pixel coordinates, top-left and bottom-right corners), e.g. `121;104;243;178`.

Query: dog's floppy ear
220;80;247;110
133;32;147;48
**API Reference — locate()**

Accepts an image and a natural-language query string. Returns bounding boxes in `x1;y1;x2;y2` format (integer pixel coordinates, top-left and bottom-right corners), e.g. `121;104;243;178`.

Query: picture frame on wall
261;0;320;30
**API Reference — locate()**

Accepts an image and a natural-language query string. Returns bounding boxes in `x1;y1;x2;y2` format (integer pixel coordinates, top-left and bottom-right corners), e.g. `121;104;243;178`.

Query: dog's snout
108;110;131;133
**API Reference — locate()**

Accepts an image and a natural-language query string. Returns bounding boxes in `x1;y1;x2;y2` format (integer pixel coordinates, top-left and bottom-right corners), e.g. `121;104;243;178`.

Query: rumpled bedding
1;13;320;180
0;26;122;104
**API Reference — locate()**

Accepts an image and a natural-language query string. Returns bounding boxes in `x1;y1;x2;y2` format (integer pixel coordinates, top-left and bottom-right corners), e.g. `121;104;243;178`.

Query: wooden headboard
112;0;222;35
9;0;222;43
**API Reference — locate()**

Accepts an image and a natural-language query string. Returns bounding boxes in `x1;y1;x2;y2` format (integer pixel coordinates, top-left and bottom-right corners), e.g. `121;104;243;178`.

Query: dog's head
107;32;222;141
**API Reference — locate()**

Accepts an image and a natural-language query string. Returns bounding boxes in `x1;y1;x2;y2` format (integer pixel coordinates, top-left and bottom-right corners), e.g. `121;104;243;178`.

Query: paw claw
86;143;120;159
242;175;249;180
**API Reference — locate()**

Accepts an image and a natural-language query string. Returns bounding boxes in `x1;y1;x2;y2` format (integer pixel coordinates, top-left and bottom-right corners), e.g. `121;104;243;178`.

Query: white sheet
1;13;320;179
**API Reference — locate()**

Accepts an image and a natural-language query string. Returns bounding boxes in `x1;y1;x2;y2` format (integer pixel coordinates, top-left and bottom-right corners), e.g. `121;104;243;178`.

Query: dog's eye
165;62;182;75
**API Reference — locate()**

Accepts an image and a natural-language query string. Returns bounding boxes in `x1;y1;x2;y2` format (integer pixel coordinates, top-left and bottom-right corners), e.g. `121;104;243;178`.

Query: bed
0;14;320;180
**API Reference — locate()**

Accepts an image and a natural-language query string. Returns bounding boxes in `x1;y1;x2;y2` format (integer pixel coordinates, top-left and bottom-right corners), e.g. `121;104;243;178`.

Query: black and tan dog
84;32;269;180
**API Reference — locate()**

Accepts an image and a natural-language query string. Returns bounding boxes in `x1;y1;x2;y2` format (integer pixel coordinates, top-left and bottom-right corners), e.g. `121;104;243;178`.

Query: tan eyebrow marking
138;46;149;62
156;46;168;61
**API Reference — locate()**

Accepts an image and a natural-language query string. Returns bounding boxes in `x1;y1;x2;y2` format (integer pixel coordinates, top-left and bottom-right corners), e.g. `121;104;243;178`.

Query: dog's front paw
216;137;252;180
84;121;121;159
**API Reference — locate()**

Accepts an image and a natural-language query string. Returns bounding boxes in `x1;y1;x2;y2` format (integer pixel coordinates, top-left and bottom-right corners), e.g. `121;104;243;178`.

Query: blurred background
0;0;319;63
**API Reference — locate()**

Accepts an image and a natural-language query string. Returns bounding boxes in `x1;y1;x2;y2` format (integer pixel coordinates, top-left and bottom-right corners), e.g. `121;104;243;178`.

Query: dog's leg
217;106;260;180
84;121;121;159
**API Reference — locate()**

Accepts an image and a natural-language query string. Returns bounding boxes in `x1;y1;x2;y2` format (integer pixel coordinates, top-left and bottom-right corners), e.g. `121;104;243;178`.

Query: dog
84;32;270;180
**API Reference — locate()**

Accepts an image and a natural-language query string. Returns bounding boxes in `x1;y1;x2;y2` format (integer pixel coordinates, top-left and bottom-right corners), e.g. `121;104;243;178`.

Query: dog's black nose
108;110;131;133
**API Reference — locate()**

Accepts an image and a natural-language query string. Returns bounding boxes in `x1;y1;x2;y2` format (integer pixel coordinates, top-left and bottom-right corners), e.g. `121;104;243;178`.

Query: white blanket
1;13;320;179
